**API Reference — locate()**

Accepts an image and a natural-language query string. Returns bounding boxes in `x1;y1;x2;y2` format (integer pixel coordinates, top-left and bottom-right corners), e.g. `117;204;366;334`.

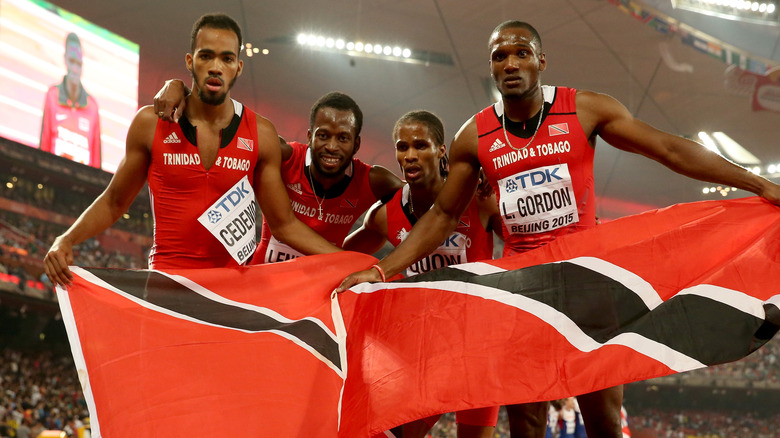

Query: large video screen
0;0;139;172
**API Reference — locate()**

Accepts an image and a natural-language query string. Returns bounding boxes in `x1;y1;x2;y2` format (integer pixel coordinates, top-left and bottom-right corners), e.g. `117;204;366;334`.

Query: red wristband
370;264;386;282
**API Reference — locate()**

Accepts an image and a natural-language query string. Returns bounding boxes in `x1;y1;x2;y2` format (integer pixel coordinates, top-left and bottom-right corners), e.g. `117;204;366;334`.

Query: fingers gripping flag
58;198;780;437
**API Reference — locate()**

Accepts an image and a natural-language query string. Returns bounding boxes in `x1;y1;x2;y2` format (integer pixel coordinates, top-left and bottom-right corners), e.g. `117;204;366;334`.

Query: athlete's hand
153;79;189;123
335;268;382;294
44;236;75;288
760;181;780;206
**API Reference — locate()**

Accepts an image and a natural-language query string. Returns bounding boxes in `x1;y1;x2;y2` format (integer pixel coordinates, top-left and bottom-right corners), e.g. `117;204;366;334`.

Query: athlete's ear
538;52;547;72
437;143;446;159
185;53;193;73
353;136;361;155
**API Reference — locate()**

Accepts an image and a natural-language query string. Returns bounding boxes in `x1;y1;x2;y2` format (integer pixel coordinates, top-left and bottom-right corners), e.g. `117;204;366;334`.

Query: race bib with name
197;175;257;264
497;163;579;235
263;235;304;263
405;231;470;276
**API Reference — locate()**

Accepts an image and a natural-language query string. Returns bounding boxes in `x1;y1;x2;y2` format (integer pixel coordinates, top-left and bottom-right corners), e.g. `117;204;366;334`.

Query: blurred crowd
0;208;148;300
630;408;780;438
0;348;88;438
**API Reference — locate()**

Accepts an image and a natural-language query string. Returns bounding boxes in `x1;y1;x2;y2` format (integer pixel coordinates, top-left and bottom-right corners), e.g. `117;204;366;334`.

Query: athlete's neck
503;87;543;123
409;175;445;215
185;93;235;128
309;163;347;192
65;75;80;103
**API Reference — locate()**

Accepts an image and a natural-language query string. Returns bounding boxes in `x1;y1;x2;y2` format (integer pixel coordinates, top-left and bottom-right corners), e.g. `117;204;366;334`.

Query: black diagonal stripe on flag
86;267;342;371
397;261;776;366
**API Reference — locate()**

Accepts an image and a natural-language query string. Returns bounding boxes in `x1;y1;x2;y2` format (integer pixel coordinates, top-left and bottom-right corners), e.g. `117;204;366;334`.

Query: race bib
402;230;470;276
197;175;257;264
263;235;304;263
497;163;579;235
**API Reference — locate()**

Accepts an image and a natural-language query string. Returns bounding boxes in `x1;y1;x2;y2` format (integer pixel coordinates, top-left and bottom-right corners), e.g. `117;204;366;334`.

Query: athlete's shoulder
133;105;161;126
452;115;479;147
251;110;280;143
368;165;403;201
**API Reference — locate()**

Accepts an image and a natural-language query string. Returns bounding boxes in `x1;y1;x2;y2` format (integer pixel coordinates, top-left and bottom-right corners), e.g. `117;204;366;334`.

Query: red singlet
255;141;376;263
40;78;101;168
386;184;493;276
147;100;258;269
476;86;595;256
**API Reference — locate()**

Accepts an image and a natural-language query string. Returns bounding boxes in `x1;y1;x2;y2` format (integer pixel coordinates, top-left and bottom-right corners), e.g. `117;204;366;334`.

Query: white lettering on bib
497;163;579;235
197;175;257;264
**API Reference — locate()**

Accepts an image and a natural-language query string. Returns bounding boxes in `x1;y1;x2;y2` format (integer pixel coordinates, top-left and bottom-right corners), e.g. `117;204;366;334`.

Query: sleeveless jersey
476;85;595;256
256;141;376;263
147;100;258;269
387;184;493;276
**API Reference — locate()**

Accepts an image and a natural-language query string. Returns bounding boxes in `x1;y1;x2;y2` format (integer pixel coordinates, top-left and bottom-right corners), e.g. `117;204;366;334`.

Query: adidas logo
287;183;302;195
489;138;505;152
163;132;181;144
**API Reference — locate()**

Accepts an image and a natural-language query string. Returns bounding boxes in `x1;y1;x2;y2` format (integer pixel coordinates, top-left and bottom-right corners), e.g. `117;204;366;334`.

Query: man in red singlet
40;32;101;168
338;20;780;438
344;110;502;438
153;87;404;262
44;13;340;286
254;92;402;263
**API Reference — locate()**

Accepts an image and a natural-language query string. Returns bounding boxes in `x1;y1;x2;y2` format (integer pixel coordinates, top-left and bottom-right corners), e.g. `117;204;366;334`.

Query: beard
191;70;237;106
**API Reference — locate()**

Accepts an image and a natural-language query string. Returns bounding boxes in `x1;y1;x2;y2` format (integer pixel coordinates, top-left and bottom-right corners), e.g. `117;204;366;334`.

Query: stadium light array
291;33;453;66
297;33;412;62
672;0;778;25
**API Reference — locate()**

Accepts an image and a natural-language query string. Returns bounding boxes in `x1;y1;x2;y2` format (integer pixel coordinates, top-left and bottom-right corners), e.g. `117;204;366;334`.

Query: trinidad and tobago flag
59;198;779;437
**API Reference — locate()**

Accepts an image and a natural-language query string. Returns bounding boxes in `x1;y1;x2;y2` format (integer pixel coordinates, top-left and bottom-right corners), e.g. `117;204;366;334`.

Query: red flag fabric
337;197;780;435
58;253;376;437
58;198;780;437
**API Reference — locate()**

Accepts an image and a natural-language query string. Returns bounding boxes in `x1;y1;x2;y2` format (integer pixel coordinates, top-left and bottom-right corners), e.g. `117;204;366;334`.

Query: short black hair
392;110;445;146
393;110;449;177
489;20;542;50
190;13;242;53
309;92;363;136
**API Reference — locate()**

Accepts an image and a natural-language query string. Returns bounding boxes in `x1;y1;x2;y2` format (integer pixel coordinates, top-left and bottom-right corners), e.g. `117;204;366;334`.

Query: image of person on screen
40;32;102;168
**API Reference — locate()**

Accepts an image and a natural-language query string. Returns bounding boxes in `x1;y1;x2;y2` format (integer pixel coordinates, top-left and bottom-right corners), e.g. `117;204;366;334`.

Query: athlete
255;92;402;263
44;13;340;286
153;87;403;262
343;110;503;438
40;32;101;168
337;20;780;438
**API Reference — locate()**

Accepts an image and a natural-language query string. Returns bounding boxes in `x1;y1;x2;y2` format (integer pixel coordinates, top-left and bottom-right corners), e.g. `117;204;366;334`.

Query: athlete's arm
153;79;190;123
253;116;341;255
577;90;780;205
44;106;155;286
336;118;482;291
476;191;505;241
278;136;293;162
343;201;389;254
368;165;404;200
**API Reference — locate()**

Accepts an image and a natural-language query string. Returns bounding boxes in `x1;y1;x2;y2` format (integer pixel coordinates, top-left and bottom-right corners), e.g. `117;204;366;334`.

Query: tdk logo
213;181;251;214
207;210;223;224
513;167;563;189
